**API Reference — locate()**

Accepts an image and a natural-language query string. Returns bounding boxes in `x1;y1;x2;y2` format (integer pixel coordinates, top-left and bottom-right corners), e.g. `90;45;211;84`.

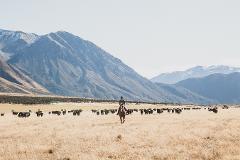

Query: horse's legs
122;115;125;123
119;116;123;124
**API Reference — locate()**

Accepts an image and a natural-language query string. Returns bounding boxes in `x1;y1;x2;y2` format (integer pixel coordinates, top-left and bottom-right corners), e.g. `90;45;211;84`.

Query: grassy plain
0;102;239;160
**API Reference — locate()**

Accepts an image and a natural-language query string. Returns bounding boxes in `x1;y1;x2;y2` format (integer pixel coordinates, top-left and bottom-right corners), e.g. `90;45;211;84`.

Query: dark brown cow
12;110;18;115
222;105;229;109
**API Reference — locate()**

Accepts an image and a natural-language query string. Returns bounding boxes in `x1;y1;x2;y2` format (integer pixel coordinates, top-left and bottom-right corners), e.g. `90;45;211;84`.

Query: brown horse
117;105;127;124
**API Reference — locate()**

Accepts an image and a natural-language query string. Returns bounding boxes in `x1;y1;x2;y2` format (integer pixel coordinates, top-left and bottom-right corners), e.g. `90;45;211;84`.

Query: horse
117;105;127;124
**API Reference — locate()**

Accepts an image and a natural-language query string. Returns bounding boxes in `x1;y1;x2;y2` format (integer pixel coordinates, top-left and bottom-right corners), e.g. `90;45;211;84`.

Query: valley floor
0;103;240;160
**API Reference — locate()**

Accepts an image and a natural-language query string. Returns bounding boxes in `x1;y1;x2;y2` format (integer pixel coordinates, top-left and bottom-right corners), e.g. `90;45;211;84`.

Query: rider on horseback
117;96;128;123
117;96;127;115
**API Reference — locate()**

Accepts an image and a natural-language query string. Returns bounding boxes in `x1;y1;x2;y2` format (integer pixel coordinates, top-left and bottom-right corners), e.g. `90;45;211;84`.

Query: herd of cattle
7;109;83;118
0;104;230;118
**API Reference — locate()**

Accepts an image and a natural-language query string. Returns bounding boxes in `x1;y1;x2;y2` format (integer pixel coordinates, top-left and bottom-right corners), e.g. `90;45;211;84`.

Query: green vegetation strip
0;95;172;105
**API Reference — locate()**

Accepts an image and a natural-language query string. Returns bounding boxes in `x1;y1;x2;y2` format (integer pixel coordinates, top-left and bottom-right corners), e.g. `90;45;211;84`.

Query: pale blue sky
1;0;240;78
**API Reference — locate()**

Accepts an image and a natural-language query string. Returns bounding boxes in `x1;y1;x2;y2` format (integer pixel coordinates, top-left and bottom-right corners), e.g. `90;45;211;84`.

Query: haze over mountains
151;65;240;84
0;29;239;104
176;72;240;104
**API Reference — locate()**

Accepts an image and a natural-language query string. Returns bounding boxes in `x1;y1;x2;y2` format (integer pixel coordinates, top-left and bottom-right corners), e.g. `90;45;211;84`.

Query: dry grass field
0;102;240;160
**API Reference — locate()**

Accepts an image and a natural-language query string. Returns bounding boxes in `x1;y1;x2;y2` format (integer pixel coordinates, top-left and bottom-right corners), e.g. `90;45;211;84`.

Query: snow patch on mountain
47;34;65;48
0;29;39;45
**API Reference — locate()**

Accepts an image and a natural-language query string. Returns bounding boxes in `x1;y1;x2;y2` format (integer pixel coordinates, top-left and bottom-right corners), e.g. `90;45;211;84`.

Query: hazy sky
1;0;240;78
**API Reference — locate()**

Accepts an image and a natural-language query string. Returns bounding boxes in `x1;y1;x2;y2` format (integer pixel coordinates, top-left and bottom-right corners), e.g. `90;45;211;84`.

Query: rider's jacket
119;99;125;106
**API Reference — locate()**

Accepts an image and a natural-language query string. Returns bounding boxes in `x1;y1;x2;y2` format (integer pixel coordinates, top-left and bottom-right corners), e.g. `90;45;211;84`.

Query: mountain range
0;29;239;104
176;72;240;104
0;29;207;103
151;65;240;84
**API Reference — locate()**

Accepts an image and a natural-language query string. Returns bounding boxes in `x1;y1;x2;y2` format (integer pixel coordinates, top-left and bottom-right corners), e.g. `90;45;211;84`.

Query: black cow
174;108;182;114
156;109;163;114
18;112;30;118
36;110;43;117
69;109;82;116
208;107;218;113
51;111;61;116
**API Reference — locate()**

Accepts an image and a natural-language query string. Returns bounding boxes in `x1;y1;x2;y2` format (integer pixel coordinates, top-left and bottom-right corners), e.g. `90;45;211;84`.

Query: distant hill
176;72;240;104
151;65;240;84
155;83;216;104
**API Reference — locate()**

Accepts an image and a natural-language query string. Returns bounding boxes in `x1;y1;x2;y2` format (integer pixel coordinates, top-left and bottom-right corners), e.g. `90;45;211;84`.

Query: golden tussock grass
0;103;240;160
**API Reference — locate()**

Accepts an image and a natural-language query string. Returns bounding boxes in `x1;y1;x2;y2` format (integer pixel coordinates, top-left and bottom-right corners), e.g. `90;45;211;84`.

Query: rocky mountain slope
0;57;49;95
